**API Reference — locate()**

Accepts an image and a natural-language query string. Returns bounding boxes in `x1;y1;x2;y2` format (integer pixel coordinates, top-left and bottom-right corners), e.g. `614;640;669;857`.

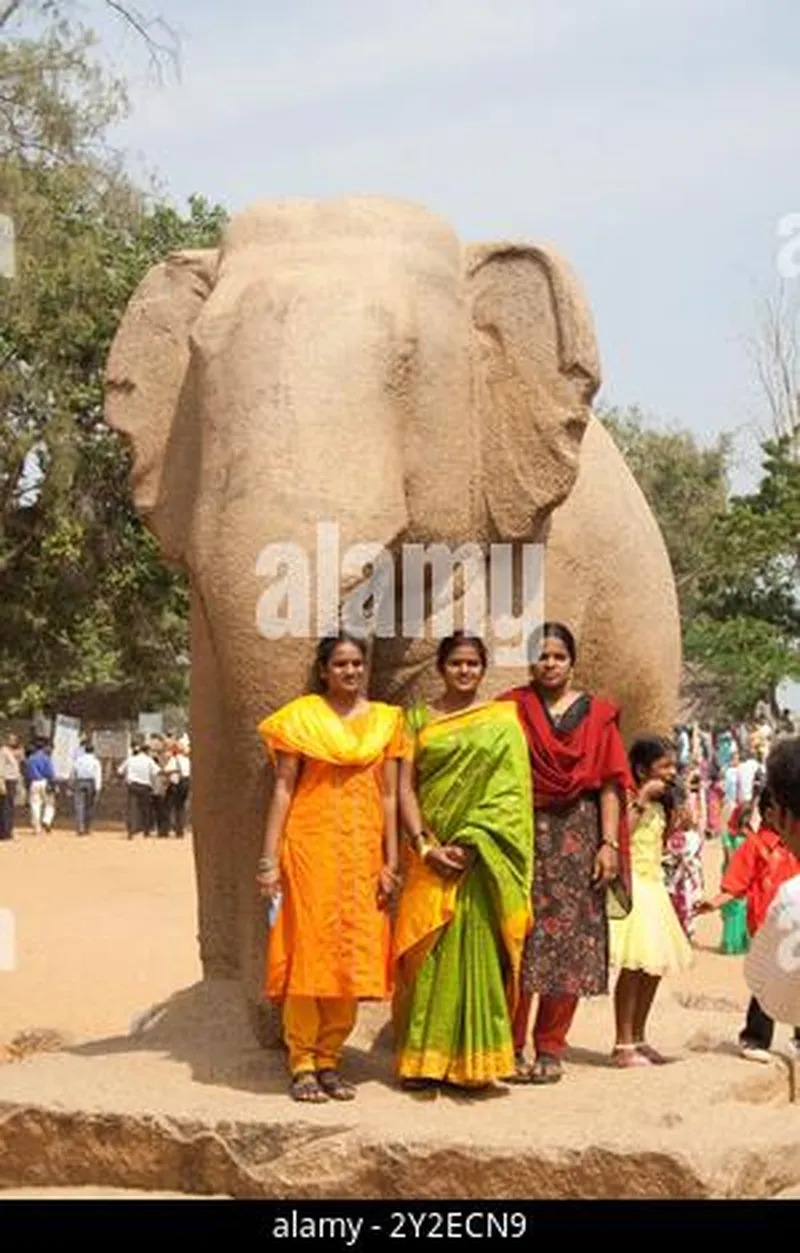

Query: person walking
117;740;160;838
164;738;191;837
71;740;103;835
25;738;56;835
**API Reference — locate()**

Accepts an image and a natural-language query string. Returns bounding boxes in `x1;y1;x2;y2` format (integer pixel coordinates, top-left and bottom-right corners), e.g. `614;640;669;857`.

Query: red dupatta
499;684;634;918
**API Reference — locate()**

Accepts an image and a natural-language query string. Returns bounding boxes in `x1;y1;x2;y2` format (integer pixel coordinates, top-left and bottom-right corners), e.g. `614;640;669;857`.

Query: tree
0;1;179;82
686;431;800;718
601;406;799;719
748;282;800;456
600;405;730;617
0;15;226;719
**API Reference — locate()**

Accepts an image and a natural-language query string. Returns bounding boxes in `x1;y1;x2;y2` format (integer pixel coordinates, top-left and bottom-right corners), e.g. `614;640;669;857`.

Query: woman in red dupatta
499;622;633;1083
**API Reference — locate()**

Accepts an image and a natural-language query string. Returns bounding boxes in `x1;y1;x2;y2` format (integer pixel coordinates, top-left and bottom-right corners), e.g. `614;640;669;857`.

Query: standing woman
257;633;409;1104
393;633;533;1089
500;622;633;1084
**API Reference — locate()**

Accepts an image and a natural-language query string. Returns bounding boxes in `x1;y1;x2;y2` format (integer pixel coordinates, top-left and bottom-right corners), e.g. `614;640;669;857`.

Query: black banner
0;1198;795;1240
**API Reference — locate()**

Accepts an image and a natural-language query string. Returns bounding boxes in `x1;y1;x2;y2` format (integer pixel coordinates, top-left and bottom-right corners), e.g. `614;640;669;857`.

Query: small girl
719;803;750;955
609;736;694;1067
663;780;705;940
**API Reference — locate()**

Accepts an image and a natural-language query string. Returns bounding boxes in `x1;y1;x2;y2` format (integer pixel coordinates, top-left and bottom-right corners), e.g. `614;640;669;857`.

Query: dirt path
0;826;201;1049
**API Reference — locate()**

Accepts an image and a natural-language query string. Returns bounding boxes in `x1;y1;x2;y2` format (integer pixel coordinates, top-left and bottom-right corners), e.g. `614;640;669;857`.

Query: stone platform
0;980;798;1200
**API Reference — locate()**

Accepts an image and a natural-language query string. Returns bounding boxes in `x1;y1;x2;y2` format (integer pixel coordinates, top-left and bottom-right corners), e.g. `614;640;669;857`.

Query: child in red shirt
698;785;800;1061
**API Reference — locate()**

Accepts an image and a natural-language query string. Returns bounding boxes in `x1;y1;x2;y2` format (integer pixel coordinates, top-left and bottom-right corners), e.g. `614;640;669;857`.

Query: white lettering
255;543;310;638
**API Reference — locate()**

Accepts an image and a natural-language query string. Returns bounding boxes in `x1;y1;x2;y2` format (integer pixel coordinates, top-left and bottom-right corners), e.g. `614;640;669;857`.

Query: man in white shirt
745;737;800;1028
117;741;160;838
164;739;191;838
71;740;103;835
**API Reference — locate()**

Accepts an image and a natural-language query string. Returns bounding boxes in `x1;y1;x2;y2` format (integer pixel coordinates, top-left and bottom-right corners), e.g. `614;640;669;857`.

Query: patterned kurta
522;793;608;997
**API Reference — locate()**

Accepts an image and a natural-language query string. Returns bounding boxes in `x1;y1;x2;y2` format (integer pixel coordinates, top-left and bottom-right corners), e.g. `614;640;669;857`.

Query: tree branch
103;2;180;82
0;1;24;29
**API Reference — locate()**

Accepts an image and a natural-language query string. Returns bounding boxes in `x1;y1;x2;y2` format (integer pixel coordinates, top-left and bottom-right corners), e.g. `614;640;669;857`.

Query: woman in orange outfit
257;633;410;1103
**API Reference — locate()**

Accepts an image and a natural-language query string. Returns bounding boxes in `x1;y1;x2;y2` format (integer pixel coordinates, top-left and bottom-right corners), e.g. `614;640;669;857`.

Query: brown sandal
505;1051;532;1083
290;1071;329;1103
316;1069;356;1101
529;1054;563;1084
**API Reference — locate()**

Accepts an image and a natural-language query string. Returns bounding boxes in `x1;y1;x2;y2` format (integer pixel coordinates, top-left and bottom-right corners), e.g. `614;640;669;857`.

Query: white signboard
93;729;131;760
51;714;81;781
137;713;163;736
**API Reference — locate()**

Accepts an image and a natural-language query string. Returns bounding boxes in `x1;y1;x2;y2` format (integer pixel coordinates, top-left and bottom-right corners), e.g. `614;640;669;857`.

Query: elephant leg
189;585;241;979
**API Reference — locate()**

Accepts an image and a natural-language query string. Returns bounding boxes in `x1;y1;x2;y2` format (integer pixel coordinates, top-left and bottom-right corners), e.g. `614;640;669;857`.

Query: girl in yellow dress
610;736;694;1066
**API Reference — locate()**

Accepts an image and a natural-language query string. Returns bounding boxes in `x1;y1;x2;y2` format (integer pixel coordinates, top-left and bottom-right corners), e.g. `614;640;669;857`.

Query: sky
75;0;800;492
18;0;800;706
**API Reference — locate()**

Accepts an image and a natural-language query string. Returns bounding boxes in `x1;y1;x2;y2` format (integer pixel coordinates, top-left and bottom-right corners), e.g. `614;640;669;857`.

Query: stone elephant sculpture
104;196;681;1032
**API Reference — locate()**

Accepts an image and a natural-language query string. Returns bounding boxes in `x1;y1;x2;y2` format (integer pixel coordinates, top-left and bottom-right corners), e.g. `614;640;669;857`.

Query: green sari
392;700;533;1086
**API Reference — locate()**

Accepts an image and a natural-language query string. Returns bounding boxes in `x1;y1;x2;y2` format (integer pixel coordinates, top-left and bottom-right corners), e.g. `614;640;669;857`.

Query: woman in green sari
393;632;534;1089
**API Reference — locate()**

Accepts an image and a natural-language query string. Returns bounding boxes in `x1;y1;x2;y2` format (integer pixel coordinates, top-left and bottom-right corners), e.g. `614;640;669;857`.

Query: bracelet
258;854;277;872
601;839;619;852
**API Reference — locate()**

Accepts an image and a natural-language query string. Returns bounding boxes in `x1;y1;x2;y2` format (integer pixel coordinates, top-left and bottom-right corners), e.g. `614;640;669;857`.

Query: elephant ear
104;248;218;559
466;242;601;537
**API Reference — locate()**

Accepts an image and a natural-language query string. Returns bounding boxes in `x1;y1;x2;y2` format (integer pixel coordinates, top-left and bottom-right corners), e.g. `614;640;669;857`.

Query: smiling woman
256;631;412;1104
392;632;534;1090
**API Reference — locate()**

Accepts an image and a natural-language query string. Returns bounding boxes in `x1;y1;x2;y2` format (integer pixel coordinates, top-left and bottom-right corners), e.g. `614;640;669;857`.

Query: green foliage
602;407;799;718
0;15;227;718
600;405;731;616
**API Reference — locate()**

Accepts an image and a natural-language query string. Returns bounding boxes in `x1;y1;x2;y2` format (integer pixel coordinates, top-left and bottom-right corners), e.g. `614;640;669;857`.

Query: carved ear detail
104;248;218;532
466;242;601;538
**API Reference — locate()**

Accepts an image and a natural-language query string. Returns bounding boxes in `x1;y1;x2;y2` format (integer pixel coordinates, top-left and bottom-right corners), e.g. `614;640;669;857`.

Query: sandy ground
0;820;762;1050
0;823;201;1049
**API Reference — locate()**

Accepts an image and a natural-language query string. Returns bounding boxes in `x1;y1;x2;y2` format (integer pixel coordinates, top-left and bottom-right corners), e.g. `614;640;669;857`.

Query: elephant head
103;196;602;1008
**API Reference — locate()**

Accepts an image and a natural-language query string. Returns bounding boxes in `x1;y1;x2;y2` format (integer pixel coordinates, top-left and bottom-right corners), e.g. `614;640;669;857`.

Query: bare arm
257;752;300;898
593;782;621;885
398;757;425;843
397;756;465;880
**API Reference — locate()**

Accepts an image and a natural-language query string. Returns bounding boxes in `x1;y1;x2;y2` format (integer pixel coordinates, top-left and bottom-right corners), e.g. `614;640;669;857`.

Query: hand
695;898;715;915
592;842;618;886
377;864;400;910
257;868;281;900
639;778;667;804
424;845;468;880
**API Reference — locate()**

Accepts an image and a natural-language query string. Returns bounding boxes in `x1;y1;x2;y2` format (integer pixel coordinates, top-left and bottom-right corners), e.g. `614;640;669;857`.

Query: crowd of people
254;625;800;1104
0;730;190;839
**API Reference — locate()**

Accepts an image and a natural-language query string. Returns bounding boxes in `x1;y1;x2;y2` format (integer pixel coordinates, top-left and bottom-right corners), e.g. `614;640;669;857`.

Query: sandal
505;1051;532;1083
290;1071;329;1103
529;1054;563;1084
316;1068;357;1101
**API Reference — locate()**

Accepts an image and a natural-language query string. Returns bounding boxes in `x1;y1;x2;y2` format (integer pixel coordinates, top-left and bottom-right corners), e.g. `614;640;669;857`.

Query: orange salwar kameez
258;695;411;1074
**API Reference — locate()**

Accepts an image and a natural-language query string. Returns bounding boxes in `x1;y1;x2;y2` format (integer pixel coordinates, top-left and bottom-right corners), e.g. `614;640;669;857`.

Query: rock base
0;980;798;1200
